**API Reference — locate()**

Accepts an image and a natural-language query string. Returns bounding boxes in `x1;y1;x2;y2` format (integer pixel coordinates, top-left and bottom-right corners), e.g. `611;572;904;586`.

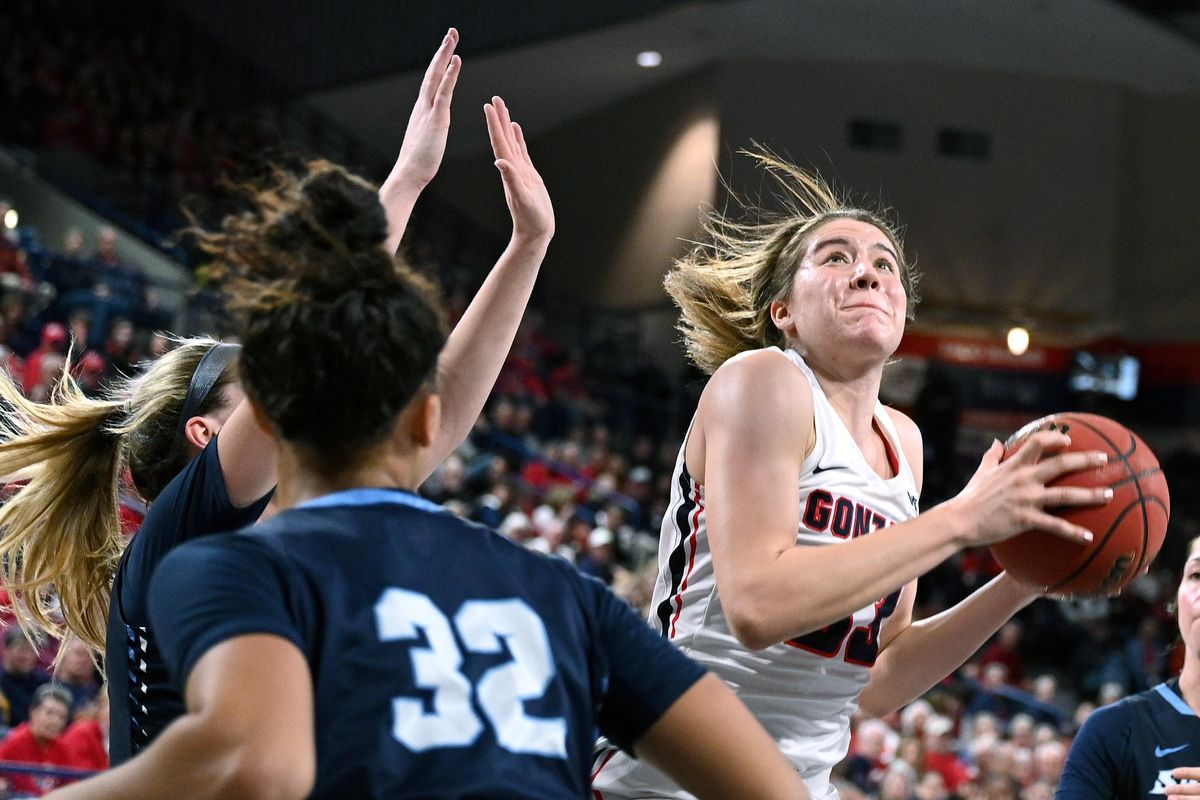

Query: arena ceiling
164;1;1200;342
170;0;1200;158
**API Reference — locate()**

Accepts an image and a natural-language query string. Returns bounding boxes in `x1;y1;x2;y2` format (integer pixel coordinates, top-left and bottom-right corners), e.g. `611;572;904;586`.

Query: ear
410;392;440;448
182;415;219;451
768;298;794;338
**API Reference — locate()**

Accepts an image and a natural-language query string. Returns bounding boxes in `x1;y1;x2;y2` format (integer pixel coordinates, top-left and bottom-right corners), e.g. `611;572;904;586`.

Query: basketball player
1056;537;1200;798
592;152;1112;800
0;29;555;764
44;160;808;800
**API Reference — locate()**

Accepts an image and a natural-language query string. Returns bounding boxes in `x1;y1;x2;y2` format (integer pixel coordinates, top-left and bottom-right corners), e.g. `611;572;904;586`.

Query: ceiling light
637;51;662;68
3;209;16;230
1006;326;1030;357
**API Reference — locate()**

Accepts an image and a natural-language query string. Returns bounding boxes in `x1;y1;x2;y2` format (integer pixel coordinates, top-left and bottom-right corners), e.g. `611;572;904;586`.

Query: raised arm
379;28;461;254
417;97;553;481
45;635;314;800
697;350;1108;651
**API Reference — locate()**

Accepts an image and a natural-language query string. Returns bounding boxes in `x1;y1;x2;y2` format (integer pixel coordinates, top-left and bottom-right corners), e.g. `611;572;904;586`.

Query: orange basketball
989;412;1170;597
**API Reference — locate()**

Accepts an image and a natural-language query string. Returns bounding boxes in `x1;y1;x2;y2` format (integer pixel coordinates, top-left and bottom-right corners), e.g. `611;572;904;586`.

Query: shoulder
153;528;284;597
0;722;32;751
700;348;812;425
1074;695;1138;744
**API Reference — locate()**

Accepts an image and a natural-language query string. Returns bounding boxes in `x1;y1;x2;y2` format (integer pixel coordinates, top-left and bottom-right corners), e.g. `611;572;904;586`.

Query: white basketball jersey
593;347;920;800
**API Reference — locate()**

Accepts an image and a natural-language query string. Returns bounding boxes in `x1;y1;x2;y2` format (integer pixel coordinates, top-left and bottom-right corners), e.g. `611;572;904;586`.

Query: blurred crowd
0;0;276;234
0;202;172;407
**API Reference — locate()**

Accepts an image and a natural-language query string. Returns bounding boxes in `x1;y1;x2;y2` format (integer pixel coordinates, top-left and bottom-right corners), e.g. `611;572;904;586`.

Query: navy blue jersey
106;437;272;764
1057;679;1200;799
149;488;706;800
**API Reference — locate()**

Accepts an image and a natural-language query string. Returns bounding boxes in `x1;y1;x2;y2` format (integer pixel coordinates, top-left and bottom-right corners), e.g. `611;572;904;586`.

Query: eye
825;251;850;264
875;259;895;272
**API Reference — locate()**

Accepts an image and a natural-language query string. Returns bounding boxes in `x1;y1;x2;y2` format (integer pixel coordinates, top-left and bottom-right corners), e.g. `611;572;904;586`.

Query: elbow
725;592;834;652
222;750;314;800
724;598;782;652
856;693;894;720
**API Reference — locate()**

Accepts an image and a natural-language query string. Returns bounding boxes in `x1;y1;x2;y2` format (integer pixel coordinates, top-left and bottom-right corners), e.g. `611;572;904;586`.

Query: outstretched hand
949;430;1111;549
485;96;554;245
389;28;461;189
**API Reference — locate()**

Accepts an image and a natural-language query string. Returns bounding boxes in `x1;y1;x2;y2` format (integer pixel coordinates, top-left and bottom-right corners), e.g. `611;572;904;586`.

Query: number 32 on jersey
375;588;568;758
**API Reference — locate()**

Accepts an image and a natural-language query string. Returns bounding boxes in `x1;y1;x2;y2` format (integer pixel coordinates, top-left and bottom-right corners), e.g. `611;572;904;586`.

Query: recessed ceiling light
1006;326;1030;357
637;51;662;68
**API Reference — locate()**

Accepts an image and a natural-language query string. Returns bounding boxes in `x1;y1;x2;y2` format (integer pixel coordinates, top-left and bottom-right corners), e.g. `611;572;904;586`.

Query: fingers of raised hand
484;102;511;161
421;29;459;103
485;98;519;161
435;55;461;107
512;121;529;160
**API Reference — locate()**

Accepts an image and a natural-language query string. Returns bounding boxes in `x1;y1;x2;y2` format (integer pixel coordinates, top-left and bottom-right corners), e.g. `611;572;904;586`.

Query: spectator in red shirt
59;692;108;772
0;683;77;796
921;714;973;793
21;323;68;396
980;620;1026;687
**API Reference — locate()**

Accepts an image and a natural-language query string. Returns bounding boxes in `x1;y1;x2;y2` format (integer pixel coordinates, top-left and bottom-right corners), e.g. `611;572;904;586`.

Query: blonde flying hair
0;338;235;655
667;149;920;375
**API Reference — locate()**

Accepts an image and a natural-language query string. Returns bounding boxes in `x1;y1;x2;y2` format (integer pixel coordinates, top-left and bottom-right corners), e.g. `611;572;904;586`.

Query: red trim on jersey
670;483;704;638
591;747;618;798
874;417;900;477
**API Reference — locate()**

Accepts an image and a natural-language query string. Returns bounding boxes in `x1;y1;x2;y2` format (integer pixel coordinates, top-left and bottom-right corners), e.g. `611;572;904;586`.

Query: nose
850;261;880;290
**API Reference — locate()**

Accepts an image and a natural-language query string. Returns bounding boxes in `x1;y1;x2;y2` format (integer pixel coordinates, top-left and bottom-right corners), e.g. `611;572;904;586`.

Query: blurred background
2;1;1199;797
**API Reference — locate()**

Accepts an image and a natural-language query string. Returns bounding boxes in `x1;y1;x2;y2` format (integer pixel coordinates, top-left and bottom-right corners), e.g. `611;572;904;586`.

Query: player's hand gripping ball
990;413;1170;597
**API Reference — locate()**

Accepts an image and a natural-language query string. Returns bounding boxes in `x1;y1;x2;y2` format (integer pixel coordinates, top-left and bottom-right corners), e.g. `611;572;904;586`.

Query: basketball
989;412;1170;597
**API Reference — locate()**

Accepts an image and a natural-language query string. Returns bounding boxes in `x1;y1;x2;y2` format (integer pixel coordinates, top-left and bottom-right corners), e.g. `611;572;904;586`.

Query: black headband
176;343;242;441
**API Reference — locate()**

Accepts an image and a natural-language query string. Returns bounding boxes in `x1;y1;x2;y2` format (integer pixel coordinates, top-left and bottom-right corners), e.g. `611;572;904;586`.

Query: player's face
773;218;907;367
1178;546;1200;655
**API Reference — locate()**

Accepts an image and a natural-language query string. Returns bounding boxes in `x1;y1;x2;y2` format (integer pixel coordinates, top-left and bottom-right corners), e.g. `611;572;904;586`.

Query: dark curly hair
191;160;447;475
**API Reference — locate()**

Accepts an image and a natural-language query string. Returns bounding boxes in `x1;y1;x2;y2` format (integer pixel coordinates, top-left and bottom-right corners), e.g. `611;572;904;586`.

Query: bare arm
855;408;1036;714
416;97;553;481
698;351;1108;651
46;635;314;800
634;673;809;800
379;29;461;255
858;572;1036;716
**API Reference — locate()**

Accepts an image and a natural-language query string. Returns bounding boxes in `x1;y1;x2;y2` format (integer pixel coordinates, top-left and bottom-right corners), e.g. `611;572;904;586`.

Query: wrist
381;167;429;198
995;570;1042;606
508;230;553;252
926;499;974;552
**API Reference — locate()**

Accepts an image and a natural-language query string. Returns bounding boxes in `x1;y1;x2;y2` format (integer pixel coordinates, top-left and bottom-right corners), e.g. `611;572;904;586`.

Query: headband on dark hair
176;343;242;440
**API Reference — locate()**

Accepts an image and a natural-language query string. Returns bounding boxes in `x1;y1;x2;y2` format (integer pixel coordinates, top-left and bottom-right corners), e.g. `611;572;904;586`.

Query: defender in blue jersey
1058;538;1200;799
46;156;805;800
0;28;563;766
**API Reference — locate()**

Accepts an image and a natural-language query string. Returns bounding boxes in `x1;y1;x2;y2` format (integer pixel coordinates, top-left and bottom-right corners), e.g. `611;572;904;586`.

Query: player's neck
1179;651;1200;714
272;441;421;510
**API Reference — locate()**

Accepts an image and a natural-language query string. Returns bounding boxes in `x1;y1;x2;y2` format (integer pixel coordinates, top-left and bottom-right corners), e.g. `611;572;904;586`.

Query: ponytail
0;336;235;654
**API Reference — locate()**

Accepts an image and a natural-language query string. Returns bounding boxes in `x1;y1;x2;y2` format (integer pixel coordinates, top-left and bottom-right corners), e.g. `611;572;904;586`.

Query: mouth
843;303;890;316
